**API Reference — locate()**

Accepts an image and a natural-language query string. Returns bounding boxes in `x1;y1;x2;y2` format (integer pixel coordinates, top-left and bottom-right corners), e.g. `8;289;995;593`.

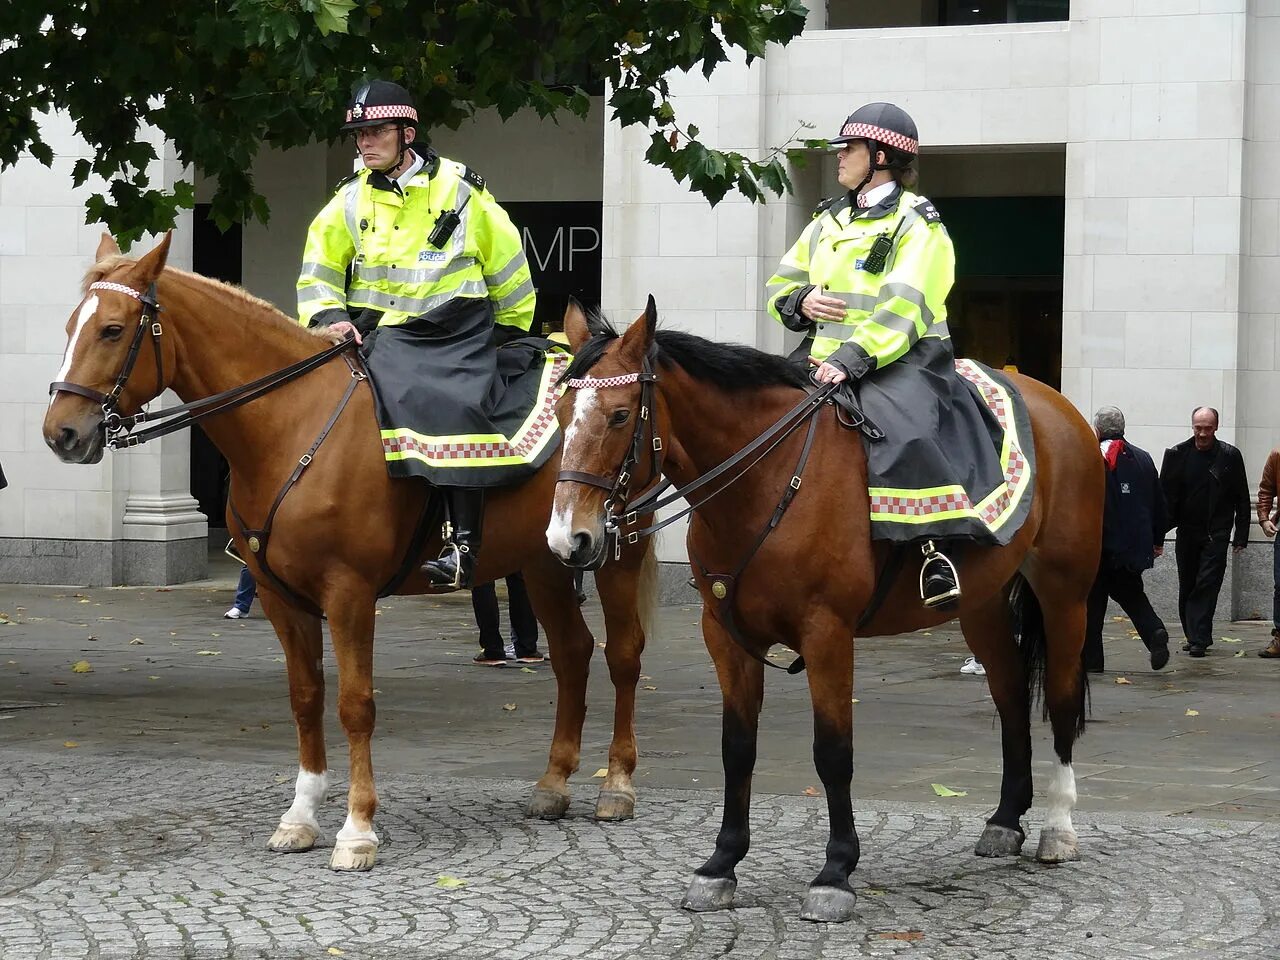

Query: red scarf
1100;438;1125;471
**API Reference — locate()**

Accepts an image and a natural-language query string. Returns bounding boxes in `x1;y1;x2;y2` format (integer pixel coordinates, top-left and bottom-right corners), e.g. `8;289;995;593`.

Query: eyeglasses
353;123;398;142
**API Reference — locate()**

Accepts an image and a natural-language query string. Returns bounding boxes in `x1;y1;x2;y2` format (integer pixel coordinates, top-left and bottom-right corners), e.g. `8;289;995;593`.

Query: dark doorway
505;201;603;334
189;205;242;529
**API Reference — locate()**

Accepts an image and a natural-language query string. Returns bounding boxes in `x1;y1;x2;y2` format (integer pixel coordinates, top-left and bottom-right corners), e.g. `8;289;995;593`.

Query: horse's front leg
259;588;328;854
325;586;380;871
590;540;654;821
799;613;859;923
682;612;764;912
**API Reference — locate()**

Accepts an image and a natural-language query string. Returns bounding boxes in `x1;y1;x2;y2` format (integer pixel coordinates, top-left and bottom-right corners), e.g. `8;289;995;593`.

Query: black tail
1009;575;1088;737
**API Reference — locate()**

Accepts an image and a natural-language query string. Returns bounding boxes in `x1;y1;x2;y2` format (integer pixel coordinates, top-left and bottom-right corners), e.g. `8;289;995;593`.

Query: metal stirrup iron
919;539;961;608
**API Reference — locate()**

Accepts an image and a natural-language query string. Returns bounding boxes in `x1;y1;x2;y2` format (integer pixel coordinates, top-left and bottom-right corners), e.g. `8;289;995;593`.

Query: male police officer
298;80;535;589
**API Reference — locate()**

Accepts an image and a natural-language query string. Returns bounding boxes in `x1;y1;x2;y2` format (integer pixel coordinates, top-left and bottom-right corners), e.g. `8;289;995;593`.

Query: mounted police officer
298;80;537;590
767;103;1029;609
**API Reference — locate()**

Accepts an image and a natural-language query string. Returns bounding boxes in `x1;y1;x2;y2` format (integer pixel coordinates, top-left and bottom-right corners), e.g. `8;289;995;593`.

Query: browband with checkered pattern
89;281;146;303
564;373;643;390
837;122;918;154
346;104;419;123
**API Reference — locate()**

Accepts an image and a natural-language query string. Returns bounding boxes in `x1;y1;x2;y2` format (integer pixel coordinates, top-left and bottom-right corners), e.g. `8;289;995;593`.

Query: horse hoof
1035;827;1080;863
800;885;857;923
329;840;377;871
974;823;1024;858
267;822;319;853
595;788;636;822
681;875;737;912
526;786;570;820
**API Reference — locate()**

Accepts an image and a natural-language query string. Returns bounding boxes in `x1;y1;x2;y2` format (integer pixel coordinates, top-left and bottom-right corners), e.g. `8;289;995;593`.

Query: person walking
1253;444;1280;659
470;573;544;666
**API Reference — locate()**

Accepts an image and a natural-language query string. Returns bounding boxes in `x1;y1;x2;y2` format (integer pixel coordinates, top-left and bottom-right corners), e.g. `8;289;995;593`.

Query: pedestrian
470;573;544;666
1253;443;1280;658
224;566;257;619
1158;406;1250;657
1083;406;1169;672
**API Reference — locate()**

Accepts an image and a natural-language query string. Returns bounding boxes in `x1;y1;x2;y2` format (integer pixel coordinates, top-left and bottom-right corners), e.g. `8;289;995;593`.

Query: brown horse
43;233;656;871
547;299;1101;922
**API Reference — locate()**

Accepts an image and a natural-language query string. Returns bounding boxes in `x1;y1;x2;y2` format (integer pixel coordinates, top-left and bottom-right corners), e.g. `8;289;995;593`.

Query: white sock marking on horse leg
49;295;99;408
335;811;379;845
1044;760;1077;833
279;768;328;830
547;391;599;558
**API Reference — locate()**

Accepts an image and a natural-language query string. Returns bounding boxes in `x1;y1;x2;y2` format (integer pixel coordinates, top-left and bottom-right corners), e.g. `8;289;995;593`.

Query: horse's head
44;232;173;464
547;296;660;569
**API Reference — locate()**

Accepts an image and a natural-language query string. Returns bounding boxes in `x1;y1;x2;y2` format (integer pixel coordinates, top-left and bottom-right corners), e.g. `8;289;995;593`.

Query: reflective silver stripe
484;250;528;289
808;221;825;262
492;277;535;312
825;291;879;312
342;181;363;259
814;321;855;339
351;279;488;315
772;263;808;284
298;284;344;305
354;257;476;285
878;282;934;326
884;205;923;273
300;261;346;288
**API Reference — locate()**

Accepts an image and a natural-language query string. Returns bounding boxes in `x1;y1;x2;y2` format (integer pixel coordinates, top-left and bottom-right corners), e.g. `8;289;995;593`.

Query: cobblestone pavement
1;573;1278;958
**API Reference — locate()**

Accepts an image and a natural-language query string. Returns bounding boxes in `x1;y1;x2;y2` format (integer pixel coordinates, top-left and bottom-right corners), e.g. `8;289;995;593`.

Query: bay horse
547;299;1101;922
42;233;656;871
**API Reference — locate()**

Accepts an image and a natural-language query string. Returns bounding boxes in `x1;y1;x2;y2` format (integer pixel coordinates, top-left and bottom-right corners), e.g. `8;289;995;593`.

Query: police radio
428;191;473;249
860;233;894;275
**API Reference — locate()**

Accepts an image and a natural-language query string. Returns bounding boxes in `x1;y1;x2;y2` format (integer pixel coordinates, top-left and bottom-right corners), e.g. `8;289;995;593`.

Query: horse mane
560;306;810;392
81;257;324;347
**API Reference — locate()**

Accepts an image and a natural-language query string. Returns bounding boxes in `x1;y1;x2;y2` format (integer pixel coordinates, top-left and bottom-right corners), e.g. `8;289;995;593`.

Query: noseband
49;281;166;447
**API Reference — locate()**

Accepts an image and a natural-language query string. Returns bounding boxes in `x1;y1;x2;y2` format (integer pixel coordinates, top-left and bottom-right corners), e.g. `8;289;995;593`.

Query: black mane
559;308;809;392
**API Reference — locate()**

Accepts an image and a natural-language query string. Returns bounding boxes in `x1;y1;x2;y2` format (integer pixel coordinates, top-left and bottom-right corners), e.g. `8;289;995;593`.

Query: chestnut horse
43;233;656;871
547;299;1101;923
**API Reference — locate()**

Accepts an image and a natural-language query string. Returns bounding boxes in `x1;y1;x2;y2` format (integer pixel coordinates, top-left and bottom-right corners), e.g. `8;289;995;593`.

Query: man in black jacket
1159;406;1251;657
1085;407;1170;672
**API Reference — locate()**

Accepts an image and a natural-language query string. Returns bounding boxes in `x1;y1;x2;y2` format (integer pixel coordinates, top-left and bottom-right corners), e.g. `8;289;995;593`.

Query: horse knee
337;695;376;737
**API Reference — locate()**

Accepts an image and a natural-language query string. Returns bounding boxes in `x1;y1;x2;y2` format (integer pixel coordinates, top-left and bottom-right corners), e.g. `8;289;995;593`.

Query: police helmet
342;80;419;131
828;102;919;156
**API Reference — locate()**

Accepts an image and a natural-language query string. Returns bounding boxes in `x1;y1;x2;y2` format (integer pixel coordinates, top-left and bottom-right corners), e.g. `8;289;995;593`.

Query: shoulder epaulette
333;170;362;193
462;166;486;192
813;196;836;217
913;198;943;225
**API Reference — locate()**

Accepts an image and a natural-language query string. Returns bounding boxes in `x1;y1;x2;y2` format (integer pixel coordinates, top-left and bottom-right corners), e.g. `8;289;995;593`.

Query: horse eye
100;324;125;341
610;409;631;426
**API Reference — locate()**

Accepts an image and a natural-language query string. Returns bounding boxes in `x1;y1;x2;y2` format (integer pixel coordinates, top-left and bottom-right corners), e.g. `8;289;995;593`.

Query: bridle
48;280;355;450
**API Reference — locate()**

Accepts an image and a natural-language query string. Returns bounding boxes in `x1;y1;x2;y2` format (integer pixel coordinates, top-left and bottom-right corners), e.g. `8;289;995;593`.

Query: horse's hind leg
1026;573;1088;863
961;588;1033;859
259;588;328;854
522;553;595;819
683;613;765;914
589;538;656;821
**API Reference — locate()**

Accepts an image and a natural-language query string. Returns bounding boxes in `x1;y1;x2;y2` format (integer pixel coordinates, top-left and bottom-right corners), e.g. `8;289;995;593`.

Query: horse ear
129;231;173;286
563;297;591;353
95;232;121;261
619;295;658;360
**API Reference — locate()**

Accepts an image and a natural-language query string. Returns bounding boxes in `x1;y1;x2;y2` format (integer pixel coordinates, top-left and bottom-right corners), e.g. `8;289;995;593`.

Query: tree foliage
1;0;811;243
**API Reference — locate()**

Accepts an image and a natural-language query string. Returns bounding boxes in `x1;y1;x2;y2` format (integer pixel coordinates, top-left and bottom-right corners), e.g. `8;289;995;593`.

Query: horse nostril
58;427;79;452
572;531;593;556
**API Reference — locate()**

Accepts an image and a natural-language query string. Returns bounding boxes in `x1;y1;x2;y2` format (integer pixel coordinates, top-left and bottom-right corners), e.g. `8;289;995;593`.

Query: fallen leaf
1234;651;1246;658
195;650;221;656
210;632;221;638
148;676;160;680
1115;677;1132;685
327;949;345;956
63;741;78;748
129;638;144;645
643;685;657;691
78;598;91;604
639;675;652;680
502;703;517;711
1185;708;1200;717
1111;616;1125;621
802;786;820;797
1220;636;1242;644
435;875;466;889
931;783;967;798
520;667;536;674
876;931;924;941
592;768;608;778
51;681;67;686
71;660;92;674
851;698;860;704
98;617;113;621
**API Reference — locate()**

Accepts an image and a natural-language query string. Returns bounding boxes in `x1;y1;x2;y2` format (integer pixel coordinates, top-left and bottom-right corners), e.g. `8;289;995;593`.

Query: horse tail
637;534;659;648
1009;574;1088;736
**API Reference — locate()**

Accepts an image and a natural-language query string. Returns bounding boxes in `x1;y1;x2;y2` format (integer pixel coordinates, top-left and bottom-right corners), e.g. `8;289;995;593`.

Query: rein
48;280;356;450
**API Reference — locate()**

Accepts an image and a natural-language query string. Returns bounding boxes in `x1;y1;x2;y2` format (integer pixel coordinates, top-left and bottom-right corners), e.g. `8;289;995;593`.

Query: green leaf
931;783;968;798
435;874;467;889
312;0;357;36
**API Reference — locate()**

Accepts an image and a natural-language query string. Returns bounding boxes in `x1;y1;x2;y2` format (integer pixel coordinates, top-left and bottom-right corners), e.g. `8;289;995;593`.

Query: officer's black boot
422;488;485;589
919;540;961;609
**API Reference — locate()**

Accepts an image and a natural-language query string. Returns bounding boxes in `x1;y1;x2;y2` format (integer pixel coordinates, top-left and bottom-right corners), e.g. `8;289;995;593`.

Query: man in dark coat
1159;406;1251;657
1084;407;1169;672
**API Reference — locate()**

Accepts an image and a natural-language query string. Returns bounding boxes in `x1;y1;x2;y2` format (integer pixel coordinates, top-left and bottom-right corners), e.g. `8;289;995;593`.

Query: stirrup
423;541;468;589
919;540;961;608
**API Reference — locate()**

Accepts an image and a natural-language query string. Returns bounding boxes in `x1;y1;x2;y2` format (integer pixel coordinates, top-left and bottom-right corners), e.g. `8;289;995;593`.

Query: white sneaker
503;639;516;660
960;656;985;676
223;607;249;619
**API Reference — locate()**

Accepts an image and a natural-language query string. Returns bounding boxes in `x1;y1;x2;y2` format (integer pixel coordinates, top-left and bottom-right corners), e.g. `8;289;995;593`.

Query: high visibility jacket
297;154;534;333
766;188;954;377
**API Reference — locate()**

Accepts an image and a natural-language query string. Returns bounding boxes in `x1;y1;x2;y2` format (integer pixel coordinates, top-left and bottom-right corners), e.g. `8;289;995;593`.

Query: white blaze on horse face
547;389;601;559
280;768;328;830
1044;760;1078;832
49;294;100;408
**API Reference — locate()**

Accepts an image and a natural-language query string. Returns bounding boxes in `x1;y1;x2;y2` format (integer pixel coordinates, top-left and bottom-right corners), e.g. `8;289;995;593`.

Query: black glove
774;284;815;333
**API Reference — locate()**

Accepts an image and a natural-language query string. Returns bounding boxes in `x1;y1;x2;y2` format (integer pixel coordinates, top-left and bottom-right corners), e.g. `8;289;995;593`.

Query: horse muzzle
44;417;106;464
